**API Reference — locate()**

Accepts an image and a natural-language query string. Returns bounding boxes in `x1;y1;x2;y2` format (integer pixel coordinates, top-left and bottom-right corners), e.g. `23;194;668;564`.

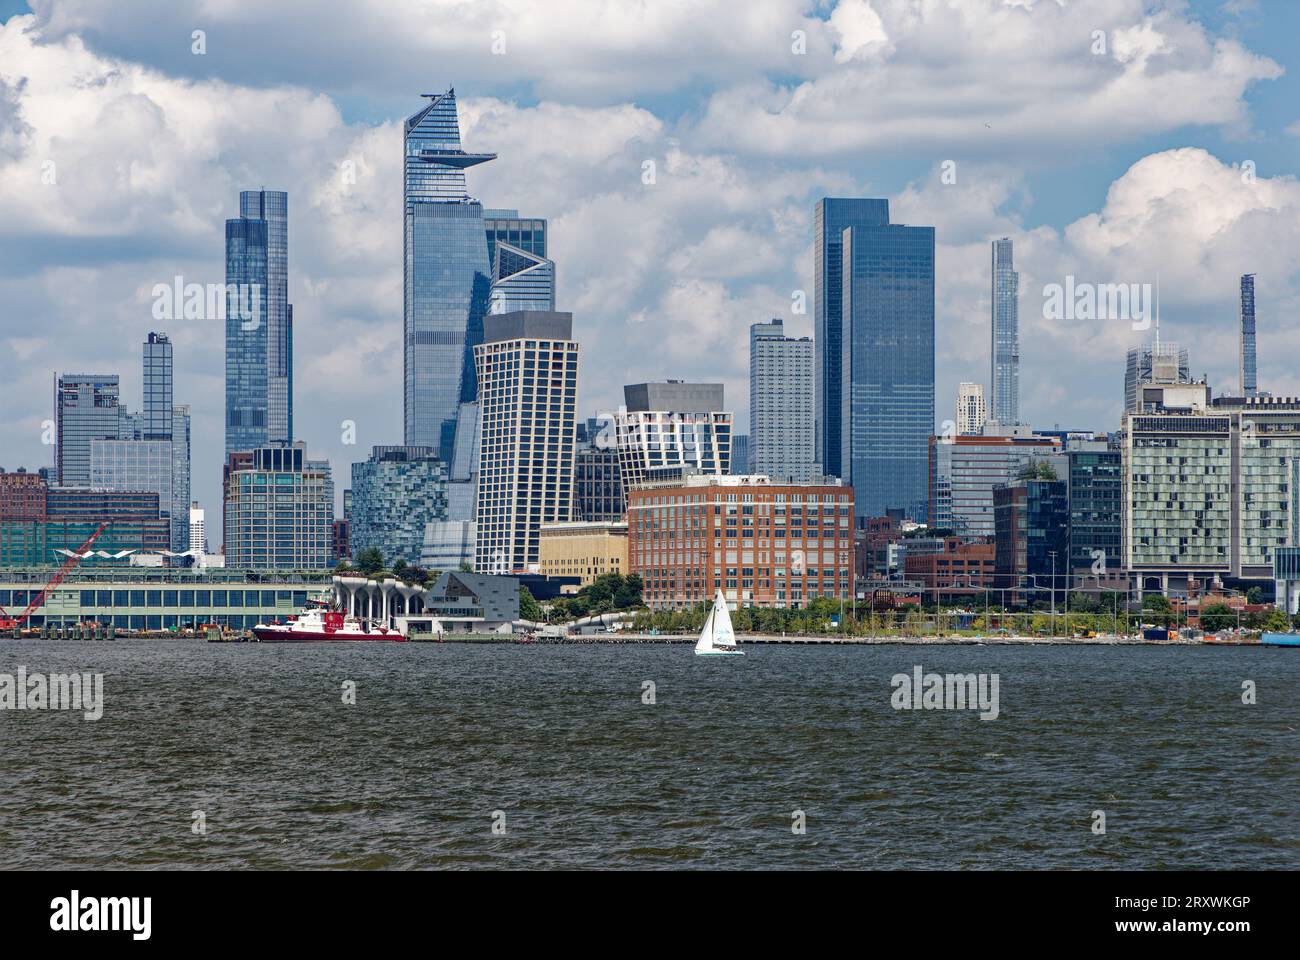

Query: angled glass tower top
403;88;496;457
404;89;496;202
490;242;556;314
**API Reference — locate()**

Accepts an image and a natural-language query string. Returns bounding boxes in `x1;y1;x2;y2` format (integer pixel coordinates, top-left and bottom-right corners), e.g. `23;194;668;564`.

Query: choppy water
0;640;1296;869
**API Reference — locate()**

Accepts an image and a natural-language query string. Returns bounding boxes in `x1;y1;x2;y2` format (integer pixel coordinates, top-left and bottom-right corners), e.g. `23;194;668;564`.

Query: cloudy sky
2;0;1298;523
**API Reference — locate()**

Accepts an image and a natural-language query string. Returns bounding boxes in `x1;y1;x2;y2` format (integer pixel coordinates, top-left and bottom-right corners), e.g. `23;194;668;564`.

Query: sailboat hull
695;649;744;656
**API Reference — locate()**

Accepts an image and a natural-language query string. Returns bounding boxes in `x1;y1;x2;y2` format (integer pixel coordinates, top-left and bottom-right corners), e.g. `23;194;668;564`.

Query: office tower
956;382;987;436
490;242;556;314
730;435;749;475
814;198;890;479
749;319;817;481
189;502;206;555
142;332;173;440
403;88;496;459
485;209;554;315
169;405;191;552
421;520;474;571
485;209;547;263
225;189;292;454
223;445;333;570
1124;341;1191;412
572;417;624;522
349;446;449;566
993;476;1068;603
928;430;1063;537
56;374;121;486
627;474;854;609
472;311;579;573
840;209;935;519
990;238;1020;425
614;381;732;493
1240;273;1257;397
1066;445;1121;577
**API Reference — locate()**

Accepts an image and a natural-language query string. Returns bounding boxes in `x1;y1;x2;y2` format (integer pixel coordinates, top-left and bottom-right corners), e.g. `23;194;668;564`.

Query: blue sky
2;0;1299;522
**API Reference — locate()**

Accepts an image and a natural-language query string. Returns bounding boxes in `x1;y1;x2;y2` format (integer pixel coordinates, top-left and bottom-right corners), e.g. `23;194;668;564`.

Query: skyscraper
1240;273;1257;397
614;382;733;494
749;319;817;481
81;334;191;551
572;417;624;522
814;198;890;480
1124;341;1191;412
142;332;173;440
473;311;579;573
489;242;555;314
55;374;120;486
990;238;1019;426
841;212;935;520
225;189;292;454
956;382;987;436
403;88;496;460
223;445;333;570
349;446;449;566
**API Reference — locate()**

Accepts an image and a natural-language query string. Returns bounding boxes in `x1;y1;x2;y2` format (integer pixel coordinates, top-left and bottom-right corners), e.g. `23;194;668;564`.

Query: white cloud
830;0;893;63
691;0;1281;156
1;2;1297;522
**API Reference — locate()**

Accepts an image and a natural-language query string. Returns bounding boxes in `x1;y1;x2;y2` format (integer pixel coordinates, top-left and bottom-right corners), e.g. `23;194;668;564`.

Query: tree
355;547;384;575
613;573;643;609
458;561;474;573
392;558;408;577
1259;608;1290;633
519;586;542;622
1200;602;1236;633
1142;593;1173;626
1246;586;1264;605
1017;459;1059;481
1068;591;1101;614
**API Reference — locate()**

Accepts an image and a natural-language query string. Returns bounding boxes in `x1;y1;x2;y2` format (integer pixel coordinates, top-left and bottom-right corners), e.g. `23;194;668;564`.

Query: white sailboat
694;589;744;656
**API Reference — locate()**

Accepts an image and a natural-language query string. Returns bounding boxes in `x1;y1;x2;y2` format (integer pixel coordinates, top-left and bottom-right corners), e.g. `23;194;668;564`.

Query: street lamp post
1048;550;1058;637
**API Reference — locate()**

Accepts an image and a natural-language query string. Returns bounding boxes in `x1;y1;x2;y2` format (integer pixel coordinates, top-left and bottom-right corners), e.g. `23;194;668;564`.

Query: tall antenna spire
1154;274;1161;349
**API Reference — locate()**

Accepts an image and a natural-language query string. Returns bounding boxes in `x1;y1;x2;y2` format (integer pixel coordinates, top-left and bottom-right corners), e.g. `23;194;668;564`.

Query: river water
1;640;1295;869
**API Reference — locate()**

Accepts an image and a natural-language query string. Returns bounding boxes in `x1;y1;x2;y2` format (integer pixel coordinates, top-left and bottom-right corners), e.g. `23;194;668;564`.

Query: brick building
628;474;853;610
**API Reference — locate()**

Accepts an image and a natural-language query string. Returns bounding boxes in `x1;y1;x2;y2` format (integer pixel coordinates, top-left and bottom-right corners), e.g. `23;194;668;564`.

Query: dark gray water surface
1;641;1295;869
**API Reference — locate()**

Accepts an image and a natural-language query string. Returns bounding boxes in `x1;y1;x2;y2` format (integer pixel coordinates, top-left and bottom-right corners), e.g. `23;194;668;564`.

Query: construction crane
0;521;111;632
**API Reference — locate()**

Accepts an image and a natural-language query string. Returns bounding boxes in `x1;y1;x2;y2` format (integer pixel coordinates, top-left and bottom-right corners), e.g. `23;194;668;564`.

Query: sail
711;591;736;646
695;604;716;653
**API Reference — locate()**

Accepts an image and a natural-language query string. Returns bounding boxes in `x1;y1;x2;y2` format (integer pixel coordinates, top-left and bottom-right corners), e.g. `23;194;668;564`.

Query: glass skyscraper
56;374;121;486
1240;273;1257;397
814;198;890;481
990;238;1020;426
143;332;173;440
225;189;292;454
489;242;556;314
841;215;935;520
349;446;449;566
76;334;192;552
403;88;496;460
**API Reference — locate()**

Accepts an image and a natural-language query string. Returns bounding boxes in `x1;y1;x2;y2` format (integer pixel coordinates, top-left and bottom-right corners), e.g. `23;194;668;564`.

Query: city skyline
3;1;1300;532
